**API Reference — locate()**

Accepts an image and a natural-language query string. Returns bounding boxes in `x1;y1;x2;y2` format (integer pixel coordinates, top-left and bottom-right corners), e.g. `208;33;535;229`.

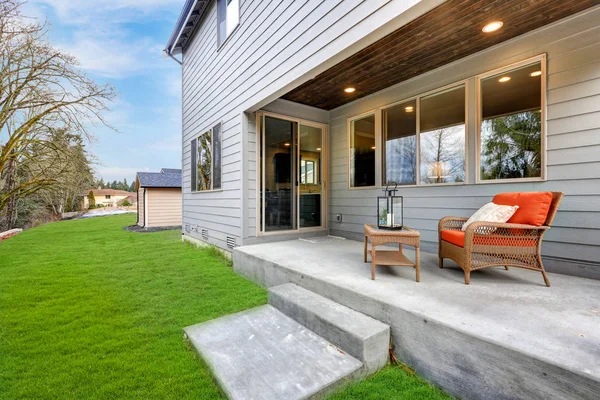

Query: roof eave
164;0;210;58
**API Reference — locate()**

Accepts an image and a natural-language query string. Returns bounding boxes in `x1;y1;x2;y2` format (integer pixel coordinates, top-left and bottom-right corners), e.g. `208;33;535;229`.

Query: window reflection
480;62;542;180
419;86;466;184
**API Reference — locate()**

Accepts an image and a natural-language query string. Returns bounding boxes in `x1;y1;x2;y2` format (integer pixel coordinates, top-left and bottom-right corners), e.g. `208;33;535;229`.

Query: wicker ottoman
364;224;421;282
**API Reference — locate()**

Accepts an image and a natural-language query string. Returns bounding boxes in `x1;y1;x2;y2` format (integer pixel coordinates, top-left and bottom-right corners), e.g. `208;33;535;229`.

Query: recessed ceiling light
498;76;511;83
316;147;321;151
284;143;290;146
530;71;542;77
405;106;414;112
370;146;376;150
482;21;503;33
344;87;356;93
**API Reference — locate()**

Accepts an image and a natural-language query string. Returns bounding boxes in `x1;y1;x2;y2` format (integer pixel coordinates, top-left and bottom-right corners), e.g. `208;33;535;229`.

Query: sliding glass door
259;113;326;234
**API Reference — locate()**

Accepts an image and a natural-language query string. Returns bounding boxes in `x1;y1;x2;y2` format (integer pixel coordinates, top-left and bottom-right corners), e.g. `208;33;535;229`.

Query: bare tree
0;0;115;229
420;126;465;184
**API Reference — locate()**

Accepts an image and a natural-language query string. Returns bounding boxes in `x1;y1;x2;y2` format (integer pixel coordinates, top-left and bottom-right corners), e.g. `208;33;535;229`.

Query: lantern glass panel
378;197;390;227
392;196;403;228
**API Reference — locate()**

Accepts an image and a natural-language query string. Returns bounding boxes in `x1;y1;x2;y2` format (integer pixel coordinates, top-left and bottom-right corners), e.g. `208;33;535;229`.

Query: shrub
121;199;132;207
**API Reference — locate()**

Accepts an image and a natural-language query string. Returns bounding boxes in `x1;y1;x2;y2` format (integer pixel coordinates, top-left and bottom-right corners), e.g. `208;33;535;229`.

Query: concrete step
184;305;363;400
268;283;390;375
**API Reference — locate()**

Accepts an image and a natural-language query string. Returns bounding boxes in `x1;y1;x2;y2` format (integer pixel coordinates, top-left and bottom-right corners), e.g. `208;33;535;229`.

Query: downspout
163;50;182;65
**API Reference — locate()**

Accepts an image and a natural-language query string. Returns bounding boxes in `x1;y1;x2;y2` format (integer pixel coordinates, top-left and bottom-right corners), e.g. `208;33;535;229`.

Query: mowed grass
0;215;265;399
327;366;449;400
0;215;449;399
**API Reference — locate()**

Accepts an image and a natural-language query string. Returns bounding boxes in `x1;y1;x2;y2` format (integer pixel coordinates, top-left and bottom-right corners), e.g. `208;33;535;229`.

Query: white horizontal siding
327;6;600;269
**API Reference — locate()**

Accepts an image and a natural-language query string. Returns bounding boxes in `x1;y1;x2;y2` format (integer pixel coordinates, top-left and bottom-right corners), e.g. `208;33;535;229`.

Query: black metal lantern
377;183;403;230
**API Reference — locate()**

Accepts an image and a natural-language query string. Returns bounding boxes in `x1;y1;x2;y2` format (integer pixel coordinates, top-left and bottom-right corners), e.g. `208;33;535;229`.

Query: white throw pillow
461;202;519;231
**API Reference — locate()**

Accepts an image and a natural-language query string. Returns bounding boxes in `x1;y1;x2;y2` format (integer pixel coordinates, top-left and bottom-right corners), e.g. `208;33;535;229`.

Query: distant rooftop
160;168;182;174
137;168;182;188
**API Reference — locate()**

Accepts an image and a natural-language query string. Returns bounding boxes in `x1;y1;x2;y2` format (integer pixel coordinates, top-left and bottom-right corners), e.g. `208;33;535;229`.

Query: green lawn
0;215;448;399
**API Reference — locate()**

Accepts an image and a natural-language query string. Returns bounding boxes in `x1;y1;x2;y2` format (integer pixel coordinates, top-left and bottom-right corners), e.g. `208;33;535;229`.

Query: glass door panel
299;124;322;228
263;116;297;232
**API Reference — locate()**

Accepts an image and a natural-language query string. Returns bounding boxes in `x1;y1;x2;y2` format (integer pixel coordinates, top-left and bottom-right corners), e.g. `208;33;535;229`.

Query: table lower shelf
369;250;415;266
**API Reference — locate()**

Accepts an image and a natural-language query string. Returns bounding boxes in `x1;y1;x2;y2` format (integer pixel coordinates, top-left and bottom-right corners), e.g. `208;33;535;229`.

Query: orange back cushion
492;192;553;226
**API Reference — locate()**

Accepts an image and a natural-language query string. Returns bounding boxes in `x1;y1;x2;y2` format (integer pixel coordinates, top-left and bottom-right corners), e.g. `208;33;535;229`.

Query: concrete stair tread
184;305;363;400
268;283;390;374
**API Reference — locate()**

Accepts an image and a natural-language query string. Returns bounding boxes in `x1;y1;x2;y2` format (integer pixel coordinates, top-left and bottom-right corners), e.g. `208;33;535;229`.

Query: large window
382;85;466;186
191;123;222;192
349;114;375;188
217;0;239;47
420;86;466;184
383;100;416;185
479;61;543;181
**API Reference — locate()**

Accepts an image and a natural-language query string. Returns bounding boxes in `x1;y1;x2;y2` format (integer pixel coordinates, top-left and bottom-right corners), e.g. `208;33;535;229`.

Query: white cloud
27;0;181;78
31;0;182;23
164;71;182;98
147;134;181;152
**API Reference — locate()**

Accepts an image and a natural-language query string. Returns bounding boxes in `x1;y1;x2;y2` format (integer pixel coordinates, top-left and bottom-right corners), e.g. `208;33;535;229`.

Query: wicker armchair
438;192;564;286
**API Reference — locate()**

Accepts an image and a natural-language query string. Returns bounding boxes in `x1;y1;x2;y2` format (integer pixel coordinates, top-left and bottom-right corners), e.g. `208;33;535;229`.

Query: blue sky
24;0;184;184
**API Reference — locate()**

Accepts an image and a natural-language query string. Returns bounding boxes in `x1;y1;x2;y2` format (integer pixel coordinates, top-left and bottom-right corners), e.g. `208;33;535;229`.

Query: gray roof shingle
137;169;182;188
160;168;182;174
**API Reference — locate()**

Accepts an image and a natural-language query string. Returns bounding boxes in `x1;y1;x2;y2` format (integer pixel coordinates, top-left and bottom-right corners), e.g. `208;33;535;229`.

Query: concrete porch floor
233;237;600;400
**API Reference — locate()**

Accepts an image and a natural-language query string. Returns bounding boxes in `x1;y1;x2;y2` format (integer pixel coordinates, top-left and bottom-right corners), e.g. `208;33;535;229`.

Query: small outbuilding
135;168;182;228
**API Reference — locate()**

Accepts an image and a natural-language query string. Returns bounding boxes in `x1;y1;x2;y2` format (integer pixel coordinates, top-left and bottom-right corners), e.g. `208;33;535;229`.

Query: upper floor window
217;0;239;47
479;60;543;181
105;195;111;199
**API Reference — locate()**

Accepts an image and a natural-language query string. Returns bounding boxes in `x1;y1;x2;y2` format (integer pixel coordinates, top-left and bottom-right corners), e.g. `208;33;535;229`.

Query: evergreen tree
88;190;96;209
123;178;128;191
98;177;105;188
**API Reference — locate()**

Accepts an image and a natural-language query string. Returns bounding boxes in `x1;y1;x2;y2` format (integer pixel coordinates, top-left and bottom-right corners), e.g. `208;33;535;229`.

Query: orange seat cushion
441;230;536;248
492;192;553;226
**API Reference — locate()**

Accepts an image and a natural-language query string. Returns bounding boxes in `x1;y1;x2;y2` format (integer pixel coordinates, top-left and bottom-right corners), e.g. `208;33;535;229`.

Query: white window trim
475;54;547;184
192;124;223;193
347;110;379;190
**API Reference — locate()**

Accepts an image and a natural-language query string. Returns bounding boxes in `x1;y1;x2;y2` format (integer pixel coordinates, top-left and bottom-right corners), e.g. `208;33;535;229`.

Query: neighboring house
84;189;133;209
118;195;138;207
165;0;600;278
135;168;182;228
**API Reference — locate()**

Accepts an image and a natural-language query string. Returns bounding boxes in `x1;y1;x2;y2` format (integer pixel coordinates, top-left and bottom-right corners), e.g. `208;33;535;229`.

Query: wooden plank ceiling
282;0;600;110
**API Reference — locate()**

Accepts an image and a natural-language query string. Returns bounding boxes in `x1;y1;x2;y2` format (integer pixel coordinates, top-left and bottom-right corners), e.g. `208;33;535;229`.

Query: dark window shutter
212;123;222;190
191;138;197;192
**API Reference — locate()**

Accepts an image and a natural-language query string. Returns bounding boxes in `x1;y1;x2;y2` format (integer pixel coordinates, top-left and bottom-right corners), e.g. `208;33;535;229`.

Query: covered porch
233;237;600;399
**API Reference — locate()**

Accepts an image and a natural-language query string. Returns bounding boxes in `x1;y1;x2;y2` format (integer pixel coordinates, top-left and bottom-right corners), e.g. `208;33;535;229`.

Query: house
135;168;182;228
164;0;600;277
163;2;600;398
118;195;137;207
84;188;133;209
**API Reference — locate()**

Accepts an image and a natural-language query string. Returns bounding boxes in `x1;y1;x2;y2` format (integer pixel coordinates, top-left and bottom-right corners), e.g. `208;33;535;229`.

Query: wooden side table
364;224;421;282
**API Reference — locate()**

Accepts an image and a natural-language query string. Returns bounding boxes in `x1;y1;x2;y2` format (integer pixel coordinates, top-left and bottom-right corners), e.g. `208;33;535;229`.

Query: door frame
255;110;328;237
